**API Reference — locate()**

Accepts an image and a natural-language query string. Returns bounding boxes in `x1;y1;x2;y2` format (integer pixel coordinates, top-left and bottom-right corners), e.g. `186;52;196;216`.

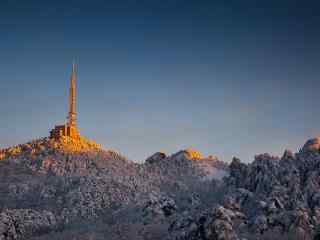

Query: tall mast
67;62;77;127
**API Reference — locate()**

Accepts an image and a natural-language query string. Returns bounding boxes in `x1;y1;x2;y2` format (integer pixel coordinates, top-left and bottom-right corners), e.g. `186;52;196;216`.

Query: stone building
50;63;80;139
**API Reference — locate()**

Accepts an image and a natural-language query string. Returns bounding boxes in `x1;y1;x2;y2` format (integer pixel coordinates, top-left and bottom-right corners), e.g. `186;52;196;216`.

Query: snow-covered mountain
0;136;320;240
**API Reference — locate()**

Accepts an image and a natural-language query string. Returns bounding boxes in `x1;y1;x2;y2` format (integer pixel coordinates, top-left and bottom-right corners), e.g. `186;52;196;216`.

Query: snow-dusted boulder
145;152;167;164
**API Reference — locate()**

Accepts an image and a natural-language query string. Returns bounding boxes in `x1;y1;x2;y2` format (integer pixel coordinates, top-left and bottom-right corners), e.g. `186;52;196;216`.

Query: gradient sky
1;0;320;162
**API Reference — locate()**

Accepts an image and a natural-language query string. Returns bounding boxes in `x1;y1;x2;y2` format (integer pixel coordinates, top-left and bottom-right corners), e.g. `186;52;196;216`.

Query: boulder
146;152;167;164
302;137;320;152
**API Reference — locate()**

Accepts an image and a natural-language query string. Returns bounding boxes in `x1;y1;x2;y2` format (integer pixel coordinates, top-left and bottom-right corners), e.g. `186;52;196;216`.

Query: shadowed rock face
145;152;167;164
1;137;320;240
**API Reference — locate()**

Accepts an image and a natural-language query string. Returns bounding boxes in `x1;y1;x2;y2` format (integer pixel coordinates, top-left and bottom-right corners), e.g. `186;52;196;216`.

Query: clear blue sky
0;0;319;162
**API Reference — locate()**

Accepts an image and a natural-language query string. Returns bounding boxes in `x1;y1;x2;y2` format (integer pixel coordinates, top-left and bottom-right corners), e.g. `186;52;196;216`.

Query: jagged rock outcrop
218;138;320;239
144;148;228;186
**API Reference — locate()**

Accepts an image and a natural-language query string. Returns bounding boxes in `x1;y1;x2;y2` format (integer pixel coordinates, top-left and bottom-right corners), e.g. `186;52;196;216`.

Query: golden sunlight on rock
54;135;102;152
0;136;102;161
184;147;203;159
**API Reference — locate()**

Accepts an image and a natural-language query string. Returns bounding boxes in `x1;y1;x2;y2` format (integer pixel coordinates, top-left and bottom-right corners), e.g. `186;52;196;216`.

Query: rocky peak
184;148;203;159
145;152;167;164
302;137;320;152
0;136;102;161
172;148;203;161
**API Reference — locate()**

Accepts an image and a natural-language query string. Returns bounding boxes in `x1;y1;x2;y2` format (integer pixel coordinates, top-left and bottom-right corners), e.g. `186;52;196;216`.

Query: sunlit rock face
302;137;320;152
0;137;128;177
0;136;101;161
144;148;228;183
172;147;203;160
52;135;102;152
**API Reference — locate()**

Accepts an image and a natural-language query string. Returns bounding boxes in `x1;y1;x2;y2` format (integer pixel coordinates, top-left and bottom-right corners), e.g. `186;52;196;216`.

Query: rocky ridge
0;137;320;239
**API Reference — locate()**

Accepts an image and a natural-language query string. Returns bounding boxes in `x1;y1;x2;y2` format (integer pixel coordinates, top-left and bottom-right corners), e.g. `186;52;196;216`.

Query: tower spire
68;62;77;127
50;63;80;139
